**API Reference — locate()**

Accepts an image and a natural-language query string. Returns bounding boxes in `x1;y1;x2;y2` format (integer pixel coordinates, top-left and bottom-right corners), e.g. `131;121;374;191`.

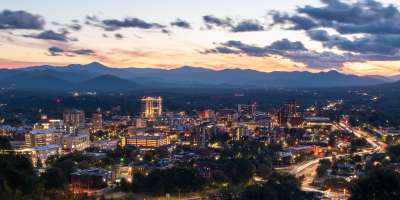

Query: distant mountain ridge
0;62;390;91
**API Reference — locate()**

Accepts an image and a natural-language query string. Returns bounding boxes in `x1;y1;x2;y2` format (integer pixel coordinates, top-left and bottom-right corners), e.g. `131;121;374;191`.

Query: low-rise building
62;129;90;152
32;144;61;167
125;134;170;150
70;168;113;195
0;125;17;137
25;129;63;148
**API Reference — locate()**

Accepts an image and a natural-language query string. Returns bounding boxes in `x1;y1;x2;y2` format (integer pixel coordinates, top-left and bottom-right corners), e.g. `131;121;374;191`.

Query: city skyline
1;0;400;76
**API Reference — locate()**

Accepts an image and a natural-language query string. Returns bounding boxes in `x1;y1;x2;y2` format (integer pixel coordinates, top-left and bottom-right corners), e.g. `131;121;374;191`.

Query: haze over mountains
0;62;396;91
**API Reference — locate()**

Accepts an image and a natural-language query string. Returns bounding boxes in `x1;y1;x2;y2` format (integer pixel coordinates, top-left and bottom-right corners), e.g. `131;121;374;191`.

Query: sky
1;0;400;76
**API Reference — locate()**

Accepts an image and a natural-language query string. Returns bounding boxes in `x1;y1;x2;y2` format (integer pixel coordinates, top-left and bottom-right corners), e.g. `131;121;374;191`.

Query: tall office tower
91;112;103;131
193;123;216;148
235;125;249;141
63;109;85;132
141;96;162;119
278;100;297;126
285;100;296;116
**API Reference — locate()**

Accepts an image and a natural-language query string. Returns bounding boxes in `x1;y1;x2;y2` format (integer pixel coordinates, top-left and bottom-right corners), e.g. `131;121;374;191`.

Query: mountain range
0;62;396;91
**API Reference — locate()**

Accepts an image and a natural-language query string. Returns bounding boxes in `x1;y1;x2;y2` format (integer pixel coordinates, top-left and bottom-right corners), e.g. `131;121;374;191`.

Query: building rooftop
71;168;110;176
33;144;60;151
304;117;331;123
31;129;56;135
127;135;166;140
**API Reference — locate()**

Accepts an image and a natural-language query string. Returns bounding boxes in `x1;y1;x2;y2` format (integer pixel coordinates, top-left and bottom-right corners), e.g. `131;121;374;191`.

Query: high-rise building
141;96;162;119
63;109;85;132
234;125;249;141
33;115;64;130
91;112;103;131
278;100;297;126
193;123;215;148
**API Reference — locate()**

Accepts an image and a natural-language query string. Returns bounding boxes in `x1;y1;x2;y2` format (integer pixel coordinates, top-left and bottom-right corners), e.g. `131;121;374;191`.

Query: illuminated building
62;129;90;152
0;144;61;167
0;125;16;137
234;125;249;140
91;139;119;150
91;112;103;131
63;109;85;132
254;114;272;128
33;144;61;167
141;96;162;119
133;118;146;128
115;165;133;183
34;119;64;130
238;103;256;120
125;134;170;149
278;100;297;126
70;168;113;195
217;109;237;125
193;123;215;148
302;117;332;130
286;145;323;156
198;109;216;121
25;129;63;148
33;115;65;130
288;116;304;128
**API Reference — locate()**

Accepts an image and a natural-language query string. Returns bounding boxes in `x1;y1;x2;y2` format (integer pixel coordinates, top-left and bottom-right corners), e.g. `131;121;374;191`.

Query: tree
223;158;254;184
0;154;37;194
350;168;400;200
240;172;304;200
0;136;12;150
316;159;332;177
41;168;67;189
388;144;400;162
132;167;206;194
120;178;131;192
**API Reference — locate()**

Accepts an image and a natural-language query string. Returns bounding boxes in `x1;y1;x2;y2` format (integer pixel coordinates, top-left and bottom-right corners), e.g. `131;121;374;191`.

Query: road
285;122;386;199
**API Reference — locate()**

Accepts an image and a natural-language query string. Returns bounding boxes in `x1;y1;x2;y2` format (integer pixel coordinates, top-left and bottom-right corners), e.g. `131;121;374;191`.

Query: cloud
203;15;233;29
161;29;171;35
297;0;400;35
269;39;306;51
67;23;82;31
231;20;264;32
270;0;400;35
0;10;44;29
52;20;82;31
267;0;400;66
48;46;95;56
85;15;99;25
23;30;76;42
307;29;400;55
170;19;191;29
202;39;400;69
72;49;95;55
47;46;64;56
269;11;318;30
114;33;124;39
100;17;164;31
203;15;265;32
